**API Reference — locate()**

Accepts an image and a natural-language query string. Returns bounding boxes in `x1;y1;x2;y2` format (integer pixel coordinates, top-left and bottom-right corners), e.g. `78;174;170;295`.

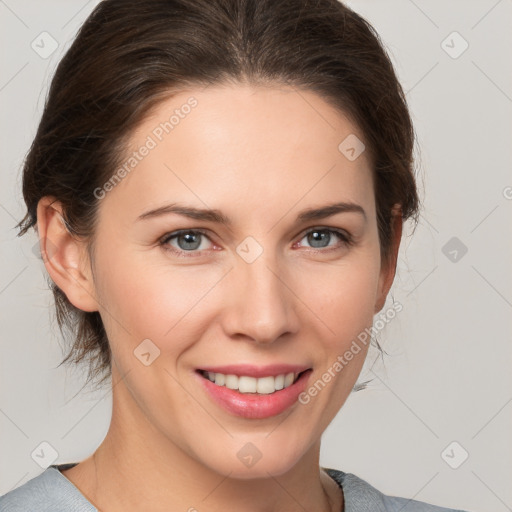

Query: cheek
292;253;381;431
92;246;224;360
295;250;381;345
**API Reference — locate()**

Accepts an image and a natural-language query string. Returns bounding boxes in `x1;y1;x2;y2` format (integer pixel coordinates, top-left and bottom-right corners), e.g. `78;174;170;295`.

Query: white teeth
225;374;238;390
256;376;275;394
284;373;295;387
238;376;257;393
203;371;300;394
274;374;284;390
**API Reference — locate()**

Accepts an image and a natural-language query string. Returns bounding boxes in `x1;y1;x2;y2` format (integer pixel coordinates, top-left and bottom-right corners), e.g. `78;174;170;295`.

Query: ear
36;196;98;312
374;204;403;313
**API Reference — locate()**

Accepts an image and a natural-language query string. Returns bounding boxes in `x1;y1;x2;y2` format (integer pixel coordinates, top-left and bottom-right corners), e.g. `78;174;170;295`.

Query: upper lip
197;364;312;378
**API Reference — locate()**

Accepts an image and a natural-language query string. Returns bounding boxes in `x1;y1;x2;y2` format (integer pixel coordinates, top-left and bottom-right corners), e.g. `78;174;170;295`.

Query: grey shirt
0;463;470;511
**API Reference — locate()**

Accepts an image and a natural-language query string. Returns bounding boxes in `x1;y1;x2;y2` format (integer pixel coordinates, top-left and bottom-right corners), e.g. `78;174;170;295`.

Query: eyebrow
136;201;367;224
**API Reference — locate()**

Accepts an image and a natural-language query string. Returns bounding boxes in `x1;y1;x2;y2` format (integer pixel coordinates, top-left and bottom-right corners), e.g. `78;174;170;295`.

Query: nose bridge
224;244;298;343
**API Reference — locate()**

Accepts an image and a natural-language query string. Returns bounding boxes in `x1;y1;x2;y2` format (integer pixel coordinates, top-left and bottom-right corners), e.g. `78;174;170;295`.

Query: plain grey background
1;1;511;511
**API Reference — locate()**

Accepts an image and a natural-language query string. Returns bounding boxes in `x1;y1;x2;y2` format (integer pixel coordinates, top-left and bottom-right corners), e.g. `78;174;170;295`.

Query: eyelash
159;227;354;258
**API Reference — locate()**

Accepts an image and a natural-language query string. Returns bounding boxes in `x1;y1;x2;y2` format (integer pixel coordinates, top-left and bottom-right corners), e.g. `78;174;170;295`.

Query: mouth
196;369;309;395
194;366;313;419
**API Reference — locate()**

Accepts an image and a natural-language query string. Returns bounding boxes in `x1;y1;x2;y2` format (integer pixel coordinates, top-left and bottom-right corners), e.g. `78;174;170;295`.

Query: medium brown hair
16;0;420;390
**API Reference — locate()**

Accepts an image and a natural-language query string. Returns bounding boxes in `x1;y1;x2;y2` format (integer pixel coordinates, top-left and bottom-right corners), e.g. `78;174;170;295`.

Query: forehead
99;83;375;224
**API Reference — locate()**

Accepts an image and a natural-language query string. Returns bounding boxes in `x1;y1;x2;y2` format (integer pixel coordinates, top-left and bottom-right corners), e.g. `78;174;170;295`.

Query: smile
199;370;303;394
195;367;313;419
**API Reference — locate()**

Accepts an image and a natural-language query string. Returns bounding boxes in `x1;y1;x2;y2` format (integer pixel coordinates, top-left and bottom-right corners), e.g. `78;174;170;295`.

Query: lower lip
195;370;312;419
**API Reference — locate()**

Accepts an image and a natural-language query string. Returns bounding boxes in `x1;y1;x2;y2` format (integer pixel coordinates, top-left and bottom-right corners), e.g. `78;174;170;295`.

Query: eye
159;226;353;258
160;229;215;257
295;227;353;251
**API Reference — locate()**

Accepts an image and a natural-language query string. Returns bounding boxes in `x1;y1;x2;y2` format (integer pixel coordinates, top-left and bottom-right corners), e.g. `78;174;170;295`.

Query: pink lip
194;368;313;419
197;363;311;378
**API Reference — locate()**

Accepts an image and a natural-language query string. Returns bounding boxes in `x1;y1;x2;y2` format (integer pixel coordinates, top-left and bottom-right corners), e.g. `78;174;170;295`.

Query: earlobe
374;205;403;313
36;196;98;312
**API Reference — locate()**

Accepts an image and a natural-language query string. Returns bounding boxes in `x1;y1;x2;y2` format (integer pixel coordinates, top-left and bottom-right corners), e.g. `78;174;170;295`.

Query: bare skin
38;83;401;512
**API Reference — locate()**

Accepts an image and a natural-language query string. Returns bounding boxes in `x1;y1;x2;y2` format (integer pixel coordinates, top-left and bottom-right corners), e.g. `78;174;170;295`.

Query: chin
196;438;308;480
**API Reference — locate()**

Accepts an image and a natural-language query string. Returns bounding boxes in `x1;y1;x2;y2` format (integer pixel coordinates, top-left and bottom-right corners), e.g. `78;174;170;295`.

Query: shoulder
324;467;471;512
0;465;96;512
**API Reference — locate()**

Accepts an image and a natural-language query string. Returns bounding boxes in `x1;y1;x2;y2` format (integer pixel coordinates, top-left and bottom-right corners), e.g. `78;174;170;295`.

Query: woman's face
75;84;397;477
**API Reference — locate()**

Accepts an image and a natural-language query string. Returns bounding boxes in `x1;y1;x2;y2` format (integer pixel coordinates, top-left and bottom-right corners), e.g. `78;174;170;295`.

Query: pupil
179;232;201;250
308;230;329;248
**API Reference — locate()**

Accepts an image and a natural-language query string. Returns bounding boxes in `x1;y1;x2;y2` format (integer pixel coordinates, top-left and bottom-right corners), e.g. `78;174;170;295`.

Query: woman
0;0;471;510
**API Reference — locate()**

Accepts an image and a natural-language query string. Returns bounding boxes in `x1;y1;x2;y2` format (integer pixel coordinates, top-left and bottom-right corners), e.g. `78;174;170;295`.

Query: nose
221;252;300;345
